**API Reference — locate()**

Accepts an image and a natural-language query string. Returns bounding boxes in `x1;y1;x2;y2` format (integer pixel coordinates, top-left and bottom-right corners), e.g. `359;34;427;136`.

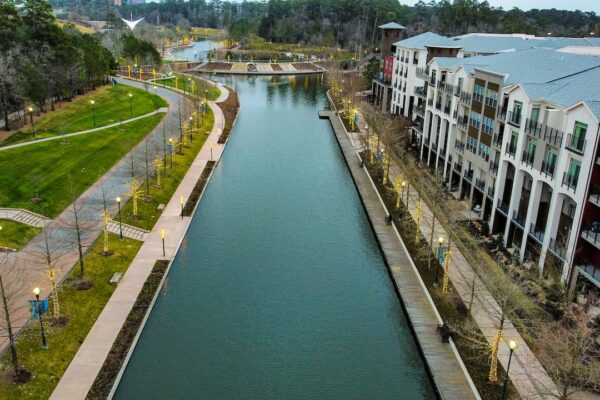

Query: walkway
107;221;148;241
0;208;50;228
320;111;479;400
350;110;558;399
0;78;190;356
0;108;168;152
50;85;229;400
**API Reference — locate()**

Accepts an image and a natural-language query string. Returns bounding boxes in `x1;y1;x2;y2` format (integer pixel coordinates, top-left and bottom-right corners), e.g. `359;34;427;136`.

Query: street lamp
169;138;174;169
401;180;406;202
116;197;123;239
189;116;194;142
128;93;133;117
161;227;166;257
434;236;444;286
90;100;96;127
32;287;48;349
501;339;519;400
180;195;184;219
28;107;36;139
209;142;213;161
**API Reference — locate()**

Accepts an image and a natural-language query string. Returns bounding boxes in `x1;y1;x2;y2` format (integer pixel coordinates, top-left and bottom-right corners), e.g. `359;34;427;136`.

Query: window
524;139;536;165
530;106;540;125
470;111;481;128
513;101;522;119
572;121;587;146
467;136;478;153
478;142;491;161
567;158;581;188
473;85;485;102
482;116;495;133
544;148;557;175
508;131;518;154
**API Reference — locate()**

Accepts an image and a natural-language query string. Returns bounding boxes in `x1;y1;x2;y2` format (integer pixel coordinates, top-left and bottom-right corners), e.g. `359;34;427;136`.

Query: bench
109;272;123;285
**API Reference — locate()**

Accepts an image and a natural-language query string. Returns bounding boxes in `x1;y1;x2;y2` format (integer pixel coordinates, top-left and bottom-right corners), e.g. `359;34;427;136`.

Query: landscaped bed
217;86;240;144
182;161;215;216
0;234;143;400
0;220;41;251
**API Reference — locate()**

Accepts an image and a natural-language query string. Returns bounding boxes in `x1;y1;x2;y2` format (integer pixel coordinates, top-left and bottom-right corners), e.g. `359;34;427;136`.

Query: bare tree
0;253;30;383
536;297;600;399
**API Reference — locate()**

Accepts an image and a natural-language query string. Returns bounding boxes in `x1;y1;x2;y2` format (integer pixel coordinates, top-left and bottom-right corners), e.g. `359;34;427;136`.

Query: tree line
52;0;600;49
0;0;117;131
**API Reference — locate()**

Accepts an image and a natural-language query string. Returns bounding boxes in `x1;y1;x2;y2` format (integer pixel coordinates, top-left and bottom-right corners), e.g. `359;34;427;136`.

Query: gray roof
434;48;600;86
378;22;407;30
451;34;600;54
394;32;460;50
520;67;600;119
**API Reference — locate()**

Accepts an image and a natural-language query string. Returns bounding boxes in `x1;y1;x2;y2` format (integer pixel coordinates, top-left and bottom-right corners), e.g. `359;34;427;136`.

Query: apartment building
407;47;600;292
370;23;406;113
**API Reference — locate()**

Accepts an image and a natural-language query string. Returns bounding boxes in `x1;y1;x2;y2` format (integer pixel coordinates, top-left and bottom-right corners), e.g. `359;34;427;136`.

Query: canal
114;76;435;399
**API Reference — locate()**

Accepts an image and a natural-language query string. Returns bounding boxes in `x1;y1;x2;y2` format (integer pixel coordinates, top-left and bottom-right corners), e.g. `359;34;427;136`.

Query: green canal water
114;76;435;399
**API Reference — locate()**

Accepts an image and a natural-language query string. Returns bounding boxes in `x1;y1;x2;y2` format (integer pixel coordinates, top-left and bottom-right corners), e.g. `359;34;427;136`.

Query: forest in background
52;0;600;49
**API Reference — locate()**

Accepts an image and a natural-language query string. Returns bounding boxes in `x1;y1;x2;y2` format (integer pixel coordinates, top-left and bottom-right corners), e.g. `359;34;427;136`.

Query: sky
400;0;599;13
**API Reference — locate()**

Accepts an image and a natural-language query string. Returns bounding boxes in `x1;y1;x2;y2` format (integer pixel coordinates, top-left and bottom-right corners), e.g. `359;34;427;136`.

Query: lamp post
90;100;96;127
28;107;36;139
434;236;444;286
32;287;48;349
116;197;123;239
169;138;174;169
401;181;406;203
161;227;165;257
501;340;519;400
189;116;194;142
128;93;133;117
180;195;184;219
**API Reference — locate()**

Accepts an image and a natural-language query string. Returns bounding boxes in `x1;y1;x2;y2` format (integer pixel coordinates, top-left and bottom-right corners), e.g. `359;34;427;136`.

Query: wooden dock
319;110;480;400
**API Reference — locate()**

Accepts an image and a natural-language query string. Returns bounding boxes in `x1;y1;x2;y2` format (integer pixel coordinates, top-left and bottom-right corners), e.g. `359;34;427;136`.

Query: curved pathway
0;79;191;357
51;79;229;400
0;108;168;152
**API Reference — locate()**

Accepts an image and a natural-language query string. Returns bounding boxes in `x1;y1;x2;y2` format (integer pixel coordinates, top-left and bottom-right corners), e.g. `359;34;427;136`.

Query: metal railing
521;150;535;167
475;178;485;191
459;91;471;105
490;161;499;176
524;119;563;147
414;86;426;98
505;141;517;157
565;133;586;154
416;66;429;79
581;229;600;249
414;106;425;118
512;210;526;228
549;238;567;259
463;169;474;182
455;139;465;153
481;124;493;134
485;96;498;107
561;172;578;192
454;162;463;173
507;111;522;127
529;222;544;243
540;160;555;179
497;199;509;215
472;92;484;103
412;124;424;135
493;133;503;148
457;115;468;130
497;108;507;120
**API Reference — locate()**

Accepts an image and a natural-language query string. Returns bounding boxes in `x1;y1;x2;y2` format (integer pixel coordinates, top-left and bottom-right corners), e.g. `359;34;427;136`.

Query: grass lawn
2;85;167;146
0;113;164;218
0;220;41;251
153;75;221;101
119;108;214;230
0;233;142;400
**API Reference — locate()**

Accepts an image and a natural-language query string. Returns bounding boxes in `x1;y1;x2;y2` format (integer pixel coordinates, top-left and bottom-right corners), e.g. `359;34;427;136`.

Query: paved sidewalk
351;110;558;399
0;108;168;152
50;86;229;400
107;221;149;241
0;208;50;228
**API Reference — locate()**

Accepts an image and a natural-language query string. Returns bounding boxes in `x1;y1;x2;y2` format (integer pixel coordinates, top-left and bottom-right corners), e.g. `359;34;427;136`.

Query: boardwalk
319;111;479;400
50;82;230;400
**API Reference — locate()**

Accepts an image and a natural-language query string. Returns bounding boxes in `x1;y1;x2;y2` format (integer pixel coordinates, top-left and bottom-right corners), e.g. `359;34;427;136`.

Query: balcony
497;199;510;215
581;229;600;251
528;222;544;244
463;169;474;182
561;172;578;192
589;193;600;207
505;142;517;157
470;119;480;129
438;82;454;94
512;210;526;228
457;116;468;130
443;106;451;116
459;91;471;105
521;150;535;168
475;178;485;192
430;75;437;86
540;160;556;179
487;186;495;198
577;261;600;288
452;110;457;120
549;238;567;260
524;119;563;147
412;123;424;135
427;98;434;107
497;107;507;120
414;86;426;98
507;111;522;127
454;162;463;174
481;124;493;134
489;161;499;176
565;134;586;154
455;139;465;153
485;96;498;108
414;106;425;118
416;67;429;79
493;133;503;148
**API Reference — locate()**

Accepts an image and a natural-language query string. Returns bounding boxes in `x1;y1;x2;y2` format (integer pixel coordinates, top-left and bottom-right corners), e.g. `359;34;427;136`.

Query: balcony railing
493;133;503;148
505;141;517;157
540;160;556;179
497;108;507;120
565;133;586;154
481;124;493;134
549;238;566;260
472;92;484;103
489;161;499;176
459;91;471;105
529;222;544;243
457;115;468;130
521;150;535;167
430;75;436;86
455;139;465;153
561;172;578;192
581;229;600;251
463;169;474;182
438;83;454;94
443;106;451;116
414;106;425;118
452;110;457;120
512;210;526;228
414;86;426;98
524;119;563;147
507;111;522;127
416;67;429;79
497;199;509;215
470;119;481;129
412;124;424;135
427;98;434;107
487;186;495;198
485;96;498;108
475;178;485;192
454;162;463;173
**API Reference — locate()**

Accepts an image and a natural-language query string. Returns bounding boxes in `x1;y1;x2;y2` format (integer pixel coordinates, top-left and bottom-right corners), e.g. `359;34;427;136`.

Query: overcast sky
400;0;599;13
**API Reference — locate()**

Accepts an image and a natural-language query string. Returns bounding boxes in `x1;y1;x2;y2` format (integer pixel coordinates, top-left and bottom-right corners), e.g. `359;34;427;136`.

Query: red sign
383;55;394;82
